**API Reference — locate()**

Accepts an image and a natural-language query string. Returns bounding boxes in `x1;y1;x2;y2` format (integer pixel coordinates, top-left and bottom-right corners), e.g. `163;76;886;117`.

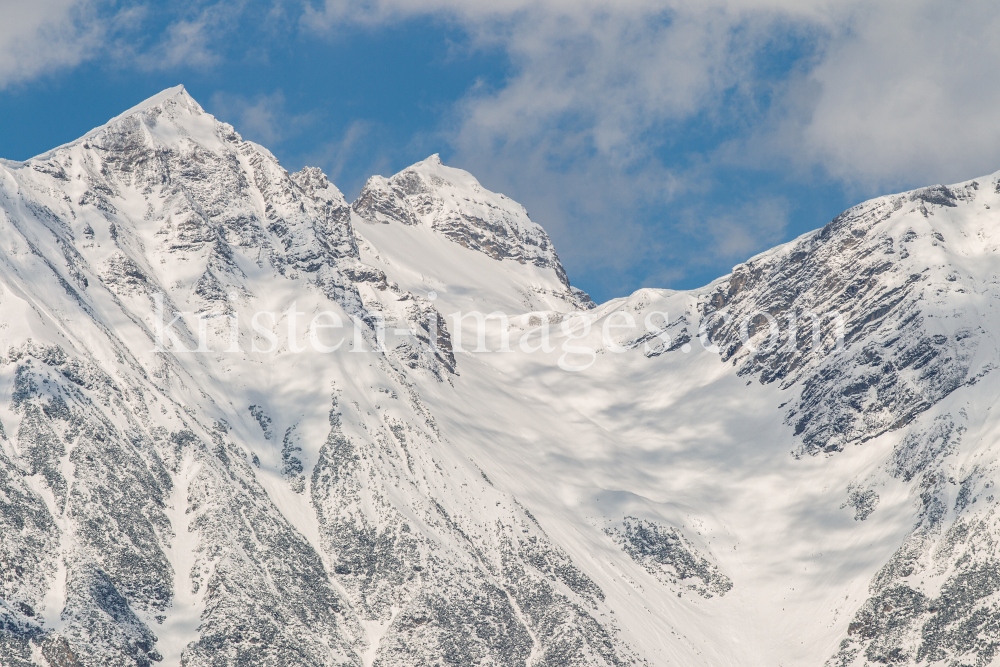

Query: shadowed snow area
1;86;1000;666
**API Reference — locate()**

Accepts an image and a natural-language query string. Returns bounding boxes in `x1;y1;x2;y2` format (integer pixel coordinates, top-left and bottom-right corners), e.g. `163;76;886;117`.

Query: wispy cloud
0;0;103;88
299;120;376;191
0;1;271;85
301;0;1000;296
209;89;317;145
790;0;1000;190
697;196;791;263
132;1;261;71
143;16;220;69
8;0;1000;297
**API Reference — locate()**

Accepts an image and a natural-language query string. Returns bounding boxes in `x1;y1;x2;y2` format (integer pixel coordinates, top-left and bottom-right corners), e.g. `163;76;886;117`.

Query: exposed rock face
353;155;572;288
311;393;628;667
695;183;988;456
830;514;1000;667
606;518;732;599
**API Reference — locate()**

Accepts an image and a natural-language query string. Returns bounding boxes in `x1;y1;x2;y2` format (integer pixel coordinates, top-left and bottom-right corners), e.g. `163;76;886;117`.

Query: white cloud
698;196;790;261
136;2;257;71
304;0;1000;293
0;1;261;85
144;16;220;69
0;0;102;88
209;90;307;145
794;0;1000;189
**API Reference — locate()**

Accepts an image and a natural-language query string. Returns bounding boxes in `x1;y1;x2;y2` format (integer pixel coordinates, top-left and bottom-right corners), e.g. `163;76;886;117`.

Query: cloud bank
5;0;1000;297
302;0;1000;293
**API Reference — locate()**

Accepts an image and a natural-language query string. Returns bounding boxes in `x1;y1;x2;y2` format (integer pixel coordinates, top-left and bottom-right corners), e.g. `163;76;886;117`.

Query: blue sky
3;1;1000;303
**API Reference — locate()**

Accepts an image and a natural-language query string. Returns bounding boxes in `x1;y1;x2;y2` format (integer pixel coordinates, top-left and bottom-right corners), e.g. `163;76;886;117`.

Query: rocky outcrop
695;182;988;455
353;155;573;288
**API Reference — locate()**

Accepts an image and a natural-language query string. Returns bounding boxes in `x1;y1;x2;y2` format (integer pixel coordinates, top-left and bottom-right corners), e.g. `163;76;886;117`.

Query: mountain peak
108;84;201;124
352;154;571;285
350;153;593;314
26;85;213;162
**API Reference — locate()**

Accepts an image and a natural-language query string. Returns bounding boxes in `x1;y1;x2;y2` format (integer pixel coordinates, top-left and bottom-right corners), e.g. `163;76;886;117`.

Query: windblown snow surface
2;86;1000;667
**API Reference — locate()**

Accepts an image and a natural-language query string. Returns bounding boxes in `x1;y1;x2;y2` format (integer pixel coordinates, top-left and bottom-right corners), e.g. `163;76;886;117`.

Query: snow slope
0;86;999;667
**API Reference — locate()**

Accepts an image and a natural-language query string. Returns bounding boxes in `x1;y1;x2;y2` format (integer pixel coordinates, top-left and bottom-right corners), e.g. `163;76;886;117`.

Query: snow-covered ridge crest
684;175;998;456
8;82;366;310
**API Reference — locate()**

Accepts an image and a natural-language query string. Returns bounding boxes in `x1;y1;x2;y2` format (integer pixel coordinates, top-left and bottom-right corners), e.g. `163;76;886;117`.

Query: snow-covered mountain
1;85;998;667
